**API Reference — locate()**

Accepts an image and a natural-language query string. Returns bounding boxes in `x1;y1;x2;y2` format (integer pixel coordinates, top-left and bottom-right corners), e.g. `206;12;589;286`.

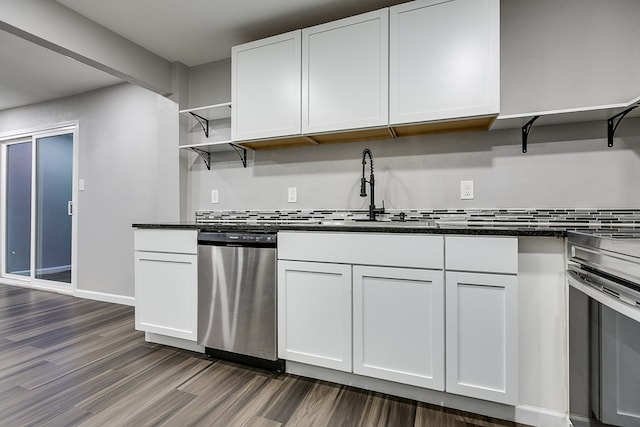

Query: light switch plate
211;189;219;204
78;179;85;191
460;180;474;200
288;187;297;203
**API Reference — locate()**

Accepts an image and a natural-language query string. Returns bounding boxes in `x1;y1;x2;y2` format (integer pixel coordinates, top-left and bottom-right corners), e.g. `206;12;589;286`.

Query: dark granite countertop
132;221;567;237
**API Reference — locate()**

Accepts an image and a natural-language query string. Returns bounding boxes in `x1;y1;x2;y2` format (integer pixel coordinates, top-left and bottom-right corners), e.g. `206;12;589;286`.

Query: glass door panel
5;142;32;277
35;134;73;283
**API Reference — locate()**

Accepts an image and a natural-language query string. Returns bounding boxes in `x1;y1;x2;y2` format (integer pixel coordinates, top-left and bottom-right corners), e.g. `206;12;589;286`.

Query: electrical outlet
211;189;219;204
460;180;474;200
288;187;297;203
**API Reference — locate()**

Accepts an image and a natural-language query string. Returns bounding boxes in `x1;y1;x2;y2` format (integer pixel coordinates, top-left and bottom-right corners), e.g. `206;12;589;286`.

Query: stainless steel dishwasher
197;231;283;371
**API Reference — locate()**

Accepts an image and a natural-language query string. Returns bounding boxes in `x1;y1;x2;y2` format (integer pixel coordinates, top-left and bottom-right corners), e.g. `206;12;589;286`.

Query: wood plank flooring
0;284;529;426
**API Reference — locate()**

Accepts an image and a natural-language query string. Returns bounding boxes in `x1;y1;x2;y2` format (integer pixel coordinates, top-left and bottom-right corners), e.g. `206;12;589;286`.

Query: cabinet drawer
134;229;198;254
278;232;443;269
445;236;517;274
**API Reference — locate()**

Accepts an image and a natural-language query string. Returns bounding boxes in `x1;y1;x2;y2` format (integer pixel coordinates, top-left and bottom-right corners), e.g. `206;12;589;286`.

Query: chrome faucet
360;148;384;221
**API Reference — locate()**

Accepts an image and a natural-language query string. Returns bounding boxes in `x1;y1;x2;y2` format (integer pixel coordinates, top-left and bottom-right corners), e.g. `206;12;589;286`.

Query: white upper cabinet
389;0;500;127
231;0;502;147
231;30;301;142
302;9;389;134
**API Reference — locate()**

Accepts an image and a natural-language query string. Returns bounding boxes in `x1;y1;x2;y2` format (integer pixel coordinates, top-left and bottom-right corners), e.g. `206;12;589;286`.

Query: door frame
0;121;79;294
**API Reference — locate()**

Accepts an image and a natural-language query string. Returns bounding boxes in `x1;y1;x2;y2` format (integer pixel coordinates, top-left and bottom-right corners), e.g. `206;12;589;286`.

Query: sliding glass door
35;134;73;283
3;130;74;287
6;141;32;277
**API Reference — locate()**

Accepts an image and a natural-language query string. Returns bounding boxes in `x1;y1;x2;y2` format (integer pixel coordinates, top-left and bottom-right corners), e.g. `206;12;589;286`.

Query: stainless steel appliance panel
197;244;277;360
567;231;640;426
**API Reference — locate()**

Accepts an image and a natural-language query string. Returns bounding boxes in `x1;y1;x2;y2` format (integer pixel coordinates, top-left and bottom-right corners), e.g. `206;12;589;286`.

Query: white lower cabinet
353;265;445;389
277;260;352;372
600;305;640;426
134;229;198;341
278;232;519;407
445;271;518;405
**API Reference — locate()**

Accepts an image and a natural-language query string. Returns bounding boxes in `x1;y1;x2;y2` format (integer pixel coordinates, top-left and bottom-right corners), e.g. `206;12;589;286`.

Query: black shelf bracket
521;115;540;153
230;144;247;168
190;147;211;170
608;104;639;148
190;112;209;138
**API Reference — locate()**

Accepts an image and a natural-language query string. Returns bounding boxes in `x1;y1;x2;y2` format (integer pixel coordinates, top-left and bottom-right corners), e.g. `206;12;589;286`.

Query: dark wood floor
0;284;527;426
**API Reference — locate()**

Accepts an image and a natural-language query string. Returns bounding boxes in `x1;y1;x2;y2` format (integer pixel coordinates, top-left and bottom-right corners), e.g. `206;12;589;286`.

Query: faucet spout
360;148;383;221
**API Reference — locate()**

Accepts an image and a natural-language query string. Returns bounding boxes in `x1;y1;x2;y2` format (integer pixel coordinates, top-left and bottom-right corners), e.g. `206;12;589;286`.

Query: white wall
188;58;231;108
179;58;233;221
182;0;640;218
184;117;640;216
0;83;179;300
501;0;640;115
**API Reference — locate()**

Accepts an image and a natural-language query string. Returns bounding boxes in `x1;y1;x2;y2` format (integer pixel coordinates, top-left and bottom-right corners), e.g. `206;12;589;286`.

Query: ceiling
0;30;122;111
0;0;409;112
56;0;409;66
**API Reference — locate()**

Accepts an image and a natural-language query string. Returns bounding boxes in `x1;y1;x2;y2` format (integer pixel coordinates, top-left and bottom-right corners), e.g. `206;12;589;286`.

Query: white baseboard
516;404;571;427
0;280;134;306
74;289;135;306
146;332;205;353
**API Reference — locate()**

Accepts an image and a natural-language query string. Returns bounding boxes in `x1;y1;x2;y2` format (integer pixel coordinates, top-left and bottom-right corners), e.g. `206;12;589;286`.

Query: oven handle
567;268;640;324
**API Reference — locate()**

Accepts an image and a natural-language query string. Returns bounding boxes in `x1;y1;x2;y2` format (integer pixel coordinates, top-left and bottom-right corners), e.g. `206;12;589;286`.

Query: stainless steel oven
197;231;284;371
567;231;640;427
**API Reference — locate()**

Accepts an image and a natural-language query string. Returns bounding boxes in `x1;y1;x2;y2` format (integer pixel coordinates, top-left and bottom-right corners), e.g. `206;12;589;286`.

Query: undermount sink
317;219;437;228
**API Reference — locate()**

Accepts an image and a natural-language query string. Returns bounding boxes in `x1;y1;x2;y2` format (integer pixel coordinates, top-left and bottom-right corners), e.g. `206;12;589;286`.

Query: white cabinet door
135;251;197;341
600;305;640;427
302;9;388;134
353;266;445;390
232;30;301;141
389;0;499;125
278;260;352;371
445;271;517;405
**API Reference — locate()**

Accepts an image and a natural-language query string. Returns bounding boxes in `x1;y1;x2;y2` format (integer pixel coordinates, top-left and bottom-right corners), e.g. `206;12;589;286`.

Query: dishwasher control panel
198;231;277;247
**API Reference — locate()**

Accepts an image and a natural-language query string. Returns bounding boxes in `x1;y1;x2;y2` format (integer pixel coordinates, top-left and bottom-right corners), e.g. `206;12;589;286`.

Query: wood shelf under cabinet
237;127;398;150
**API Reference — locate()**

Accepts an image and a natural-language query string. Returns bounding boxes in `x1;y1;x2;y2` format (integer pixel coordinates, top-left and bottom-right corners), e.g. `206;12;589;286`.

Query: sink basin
318;219;437;228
